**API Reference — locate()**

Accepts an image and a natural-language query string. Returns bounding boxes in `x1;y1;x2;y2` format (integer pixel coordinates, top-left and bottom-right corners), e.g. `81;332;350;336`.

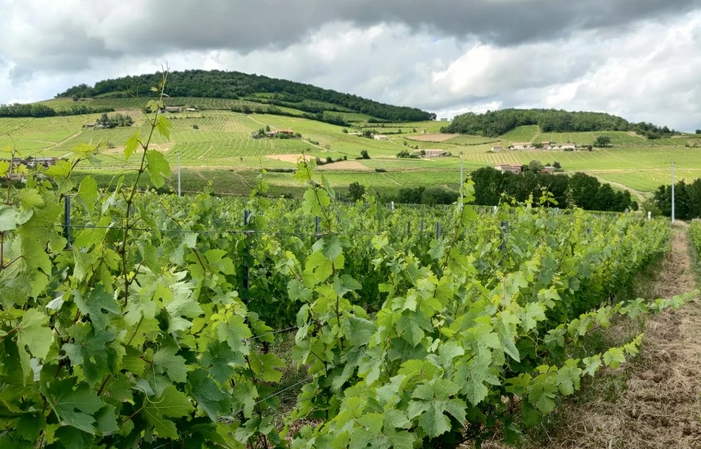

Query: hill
442;108;678;140
55;70;435;123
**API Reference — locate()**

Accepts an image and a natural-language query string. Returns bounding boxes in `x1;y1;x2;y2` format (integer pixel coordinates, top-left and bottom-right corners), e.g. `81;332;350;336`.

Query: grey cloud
4;0;701;74
119;0;701;52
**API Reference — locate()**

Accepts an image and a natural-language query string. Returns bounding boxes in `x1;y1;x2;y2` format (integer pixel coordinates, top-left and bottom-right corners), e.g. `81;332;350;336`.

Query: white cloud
0;1;701;131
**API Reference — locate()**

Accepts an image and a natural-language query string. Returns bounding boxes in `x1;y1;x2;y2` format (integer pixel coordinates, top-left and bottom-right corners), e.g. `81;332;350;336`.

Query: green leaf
396;311;430;347
73;286;121;332
216;315;252;353
201;341;244;384
188;370;229;422
456;350;499;406
143;385;194;439
63;324;116;387
19;189;44;209
407;380;466;439
124;130;141;161
343;316;376;346
156;115;172;139
94;405;119;435
48;379;105;434
582;355;602;377
153;346;189;383
603;347;626;370
0;205;19;231
77;176;98;209
165;290;203;333
145;149;171;188
528;378;557;414
17;308;53;377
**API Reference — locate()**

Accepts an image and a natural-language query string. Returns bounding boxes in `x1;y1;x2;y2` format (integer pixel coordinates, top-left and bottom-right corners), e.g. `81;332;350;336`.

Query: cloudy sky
1;0;701;130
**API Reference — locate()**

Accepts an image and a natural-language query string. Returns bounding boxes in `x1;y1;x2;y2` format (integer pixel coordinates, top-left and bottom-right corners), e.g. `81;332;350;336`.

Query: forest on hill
56;70;435;122
442;108;678;139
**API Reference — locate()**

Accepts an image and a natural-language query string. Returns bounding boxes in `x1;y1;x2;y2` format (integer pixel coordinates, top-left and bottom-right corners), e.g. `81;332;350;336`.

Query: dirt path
517;226;701;449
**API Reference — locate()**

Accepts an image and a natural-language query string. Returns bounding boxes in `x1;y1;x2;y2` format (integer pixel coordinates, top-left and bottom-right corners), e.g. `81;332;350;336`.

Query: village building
495;163;523;174
560;144;576;150
543;165;557;173
267;129;295;137
491;145;503;152
185;107;198;112
163;107;182;113
512;142;532;150
373;135;389;141
418;149;447;158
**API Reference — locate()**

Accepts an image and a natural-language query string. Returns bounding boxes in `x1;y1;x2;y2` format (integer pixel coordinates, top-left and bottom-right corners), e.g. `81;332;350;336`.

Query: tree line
56;70;435;122
652;179;701;220
0;103;114;118
470;168;637;212
442;108;679;140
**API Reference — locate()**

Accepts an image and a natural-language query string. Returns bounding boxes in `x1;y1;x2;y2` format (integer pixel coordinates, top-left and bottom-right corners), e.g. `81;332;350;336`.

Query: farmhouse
185;107;198;112
373;135;389;141
495;163;523;174
543;165;557;173
491;145;503;152
512;142;532;150
267;129;295;137
419;149;447;158
31;157;58;168
560;144;576;150
163;107;182;113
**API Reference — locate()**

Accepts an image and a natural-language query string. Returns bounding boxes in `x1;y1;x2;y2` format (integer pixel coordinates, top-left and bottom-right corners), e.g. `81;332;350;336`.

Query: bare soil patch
483;227;701;449
102;143;172;155
407;133;459;142
265;154;312;164
316;161;371;171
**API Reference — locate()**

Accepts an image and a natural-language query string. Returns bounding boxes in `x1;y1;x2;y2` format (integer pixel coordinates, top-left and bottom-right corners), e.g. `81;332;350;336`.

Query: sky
1;0;701;131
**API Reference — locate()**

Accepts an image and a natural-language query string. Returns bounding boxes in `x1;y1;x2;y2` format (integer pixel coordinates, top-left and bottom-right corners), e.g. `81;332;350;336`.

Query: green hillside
443;108;679;140
55;69;435;122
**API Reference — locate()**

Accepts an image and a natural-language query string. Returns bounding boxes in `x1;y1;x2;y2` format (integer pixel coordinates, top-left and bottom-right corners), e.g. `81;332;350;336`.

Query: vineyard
0;93;694;449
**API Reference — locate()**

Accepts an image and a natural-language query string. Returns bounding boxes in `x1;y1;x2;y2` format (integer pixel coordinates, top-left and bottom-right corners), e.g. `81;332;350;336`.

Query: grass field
3;111;701;199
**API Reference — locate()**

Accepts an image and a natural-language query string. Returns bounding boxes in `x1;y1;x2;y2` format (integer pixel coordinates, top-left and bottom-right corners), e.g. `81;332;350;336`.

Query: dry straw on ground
481;225;701;449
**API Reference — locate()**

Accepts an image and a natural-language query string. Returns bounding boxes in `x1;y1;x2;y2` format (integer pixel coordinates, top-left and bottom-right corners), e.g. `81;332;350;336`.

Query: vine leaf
145;149;170;188
47;379;105;434
153;346;189;383
17;308;53;378
407;379;466;439
143;385;194;439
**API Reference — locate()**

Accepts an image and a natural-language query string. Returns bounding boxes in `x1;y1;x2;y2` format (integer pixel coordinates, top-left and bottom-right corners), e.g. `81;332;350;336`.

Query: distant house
512;142;532;150
418;149;447;158
560;144;576;150
163;107;182;113
374;135;389;141
83;123;95;128
543;165;557;173
185;107;198;112
495;163;523;174
440;118;449;122
31;157;58;168
266;129;296;138
491;145;503;152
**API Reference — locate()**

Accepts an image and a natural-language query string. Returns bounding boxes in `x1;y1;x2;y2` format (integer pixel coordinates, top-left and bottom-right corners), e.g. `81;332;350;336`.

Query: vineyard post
315;216;321;238
243;209;250;303
436;222;441;240
390;201;395;212
64;195;72;250
671;161;676;224
494;205;498;214
177;151;181;197
500;221;509;266
648;211;652;221
407;221;411;236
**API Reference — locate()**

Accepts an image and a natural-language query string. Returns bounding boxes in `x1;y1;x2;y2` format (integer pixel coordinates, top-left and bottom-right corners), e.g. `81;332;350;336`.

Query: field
2;113;701;197
5;162;695;447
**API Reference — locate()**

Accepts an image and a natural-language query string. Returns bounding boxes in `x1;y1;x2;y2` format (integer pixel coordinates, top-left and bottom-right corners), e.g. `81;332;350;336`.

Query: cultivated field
2;114;700;197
